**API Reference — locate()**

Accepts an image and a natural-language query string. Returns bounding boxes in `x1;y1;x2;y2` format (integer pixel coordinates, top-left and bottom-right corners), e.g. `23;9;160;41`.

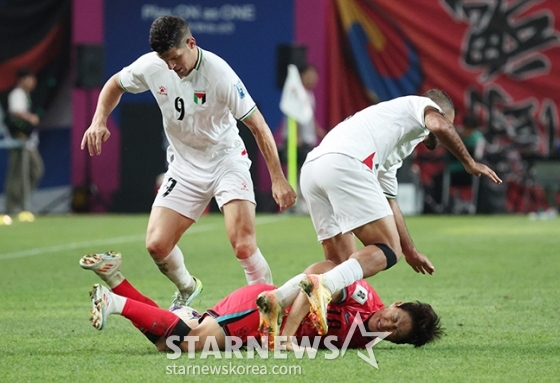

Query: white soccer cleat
169;277;203;309
79;251;122;281
89;283;112;330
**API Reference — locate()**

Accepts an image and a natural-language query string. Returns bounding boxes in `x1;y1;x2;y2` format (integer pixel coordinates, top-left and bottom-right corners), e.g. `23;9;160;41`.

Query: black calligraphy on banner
466;86;557;211
467;86;543;150
442;0;560;81
441;0;560;157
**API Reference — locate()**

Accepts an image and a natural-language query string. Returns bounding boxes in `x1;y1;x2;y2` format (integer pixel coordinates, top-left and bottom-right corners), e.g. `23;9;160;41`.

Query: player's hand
81;123;111;156
465;162;502;184
404;250;435;275
271;178;297;212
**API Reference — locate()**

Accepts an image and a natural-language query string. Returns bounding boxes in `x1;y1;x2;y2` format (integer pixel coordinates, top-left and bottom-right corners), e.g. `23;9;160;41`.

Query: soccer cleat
79;251;122;280
300;274;332;335
256;290;282;350
89;283;112;330
169;277;203;309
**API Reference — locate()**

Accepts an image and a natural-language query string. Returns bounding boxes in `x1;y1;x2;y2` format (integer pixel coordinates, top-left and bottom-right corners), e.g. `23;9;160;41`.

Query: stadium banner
326;0;560;157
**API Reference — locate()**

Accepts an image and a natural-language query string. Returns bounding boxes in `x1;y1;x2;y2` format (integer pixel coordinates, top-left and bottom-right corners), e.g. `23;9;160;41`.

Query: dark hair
16;68;34;79
149;16;191;54
423;89;454;116
394;301;444;347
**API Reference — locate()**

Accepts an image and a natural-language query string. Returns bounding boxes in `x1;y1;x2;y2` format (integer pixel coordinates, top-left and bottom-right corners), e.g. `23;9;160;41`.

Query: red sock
112;279;158;307
121;299;181;337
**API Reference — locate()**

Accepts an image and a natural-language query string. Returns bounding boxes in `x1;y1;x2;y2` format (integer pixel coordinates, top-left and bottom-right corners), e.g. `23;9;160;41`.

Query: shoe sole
257;292;281;349
80;252;122;275
89;283;107;330
300;276;330;335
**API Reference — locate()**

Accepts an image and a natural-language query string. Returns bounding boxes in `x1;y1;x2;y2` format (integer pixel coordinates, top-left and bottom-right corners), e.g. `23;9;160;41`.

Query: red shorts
201;284;275;343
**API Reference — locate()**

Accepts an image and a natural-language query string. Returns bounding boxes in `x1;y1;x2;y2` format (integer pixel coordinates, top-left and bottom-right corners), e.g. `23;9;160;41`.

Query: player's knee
375;243;400;270
231;239;257;260
146;238;171;260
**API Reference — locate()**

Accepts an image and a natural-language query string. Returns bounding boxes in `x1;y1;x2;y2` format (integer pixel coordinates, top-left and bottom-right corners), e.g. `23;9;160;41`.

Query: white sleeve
8;88;28;113
117;55;152;94
377;162;402;198
214;65;256;121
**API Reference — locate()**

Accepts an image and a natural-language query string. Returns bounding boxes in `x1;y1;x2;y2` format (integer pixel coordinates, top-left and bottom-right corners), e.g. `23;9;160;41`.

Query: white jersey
306;96;441;171
118;47;256;173
305;95;441;197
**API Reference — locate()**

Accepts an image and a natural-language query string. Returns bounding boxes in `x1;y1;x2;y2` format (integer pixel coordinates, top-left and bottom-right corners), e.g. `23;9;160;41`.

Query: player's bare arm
81;74;125;156
425;108;502;184
387;199;434;275
243;109;297;211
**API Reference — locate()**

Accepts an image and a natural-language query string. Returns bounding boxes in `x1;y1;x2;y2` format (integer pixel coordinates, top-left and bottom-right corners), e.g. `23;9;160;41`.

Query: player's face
368;302;413;343
158;36;198;78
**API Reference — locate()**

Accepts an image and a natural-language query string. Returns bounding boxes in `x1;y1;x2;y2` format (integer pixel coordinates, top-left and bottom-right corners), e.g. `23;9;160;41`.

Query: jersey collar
194;47;203;71
181;47;203;82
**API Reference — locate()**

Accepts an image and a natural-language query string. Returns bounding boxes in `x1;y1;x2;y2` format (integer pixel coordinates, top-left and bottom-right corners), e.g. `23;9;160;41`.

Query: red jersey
202;281;384;349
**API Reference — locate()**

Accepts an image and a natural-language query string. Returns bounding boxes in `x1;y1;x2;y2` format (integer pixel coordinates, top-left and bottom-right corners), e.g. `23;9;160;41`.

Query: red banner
327;0;560;212
327;0;560;157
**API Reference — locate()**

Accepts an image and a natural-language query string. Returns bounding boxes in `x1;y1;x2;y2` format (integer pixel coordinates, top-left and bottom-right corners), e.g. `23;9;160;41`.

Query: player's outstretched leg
170;277;203;309
299;275;332;335
89;283;115;330
79;251;124;287
256;290;282;350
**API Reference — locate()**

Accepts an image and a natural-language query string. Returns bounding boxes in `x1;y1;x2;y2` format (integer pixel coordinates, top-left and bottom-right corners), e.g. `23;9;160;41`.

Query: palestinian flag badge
194;91;206;105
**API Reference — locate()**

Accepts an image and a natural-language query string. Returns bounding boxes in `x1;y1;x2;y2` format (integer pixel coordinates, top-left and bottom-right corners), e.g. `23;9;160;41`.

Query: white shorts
300;153;393;241
153;155;256;221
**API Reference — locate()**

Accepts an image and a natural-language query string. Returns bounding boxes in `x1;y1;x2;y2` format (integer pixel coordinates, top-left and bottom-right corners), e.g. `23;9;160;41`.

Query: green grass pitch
1;213;559;382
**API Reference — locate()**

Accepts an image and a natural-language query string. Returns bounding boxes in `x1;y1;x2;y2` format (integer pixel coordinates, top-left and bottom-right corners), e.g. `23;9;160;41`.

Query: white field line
0;215;286;261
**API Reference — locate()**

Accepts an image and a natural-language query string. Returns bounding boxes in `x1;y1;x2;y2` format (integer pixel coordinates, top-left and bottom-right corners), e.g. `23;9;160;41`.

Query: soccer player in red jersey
81;252;442;352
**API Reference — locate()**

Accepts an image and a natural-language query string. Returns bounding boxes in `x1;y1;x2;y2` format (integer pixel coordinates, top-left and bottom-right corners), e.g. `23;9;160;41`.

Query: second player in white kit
292;90;502;334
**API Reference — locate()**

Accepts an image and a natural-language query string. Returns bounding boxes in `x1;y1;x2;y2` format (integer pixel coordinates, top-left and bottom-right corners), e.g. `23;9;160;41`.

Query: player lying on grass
80;251;443;351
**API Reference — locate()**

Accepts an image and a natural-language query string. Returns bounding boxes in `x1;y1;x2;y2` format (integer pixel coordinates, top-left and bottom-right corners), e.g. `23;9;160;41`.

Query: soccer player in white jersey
80;16;296;308
281;89;503;334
